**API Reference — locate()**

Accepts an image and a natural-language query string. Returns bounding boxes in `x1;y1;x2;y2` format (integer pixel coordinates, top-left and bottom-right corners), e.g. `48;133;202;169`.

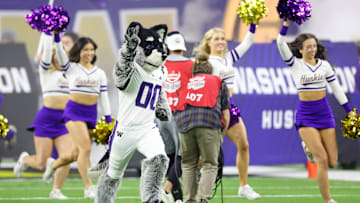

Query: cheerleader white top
209;25;255;89
39;34;69;96
276;25;351;112
54;36;111;116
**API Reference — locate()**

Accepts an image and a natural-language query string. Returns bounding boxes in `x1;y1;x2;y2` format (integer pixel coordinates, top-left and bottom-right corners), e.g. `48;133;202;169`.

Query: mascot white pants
95;125;169;203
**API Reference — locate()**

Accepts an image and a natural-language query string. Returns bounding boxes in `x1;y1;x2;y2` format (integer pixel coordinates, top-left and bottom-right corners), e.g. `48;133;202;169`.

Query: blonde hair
195;27;227;56
192;53;212;74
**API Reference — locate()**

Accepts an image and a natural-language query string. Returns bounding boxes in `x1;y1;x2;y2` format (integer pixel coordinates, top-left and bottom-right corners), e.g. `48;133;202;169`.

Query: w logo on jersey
117;131;123;137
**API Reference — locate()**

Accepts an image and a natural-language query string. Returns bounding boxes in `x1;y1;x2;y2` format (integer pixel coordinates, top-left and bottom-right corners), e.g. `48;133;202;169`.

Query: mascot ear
150;24;168;42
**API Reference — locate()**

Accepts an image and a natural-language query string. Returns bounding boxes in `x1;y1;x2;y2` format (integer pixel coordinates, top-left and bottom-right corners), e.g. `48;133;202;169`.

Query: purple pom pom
229;103;241;127
277;0;312;25
230;104;241;119
25;5;70;33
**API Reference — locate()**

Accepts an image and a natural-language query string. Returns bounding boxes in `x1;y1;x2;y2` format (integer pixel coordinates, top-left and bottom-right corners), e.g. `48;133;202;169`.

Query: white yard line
2;185;360;191
1;194;360;201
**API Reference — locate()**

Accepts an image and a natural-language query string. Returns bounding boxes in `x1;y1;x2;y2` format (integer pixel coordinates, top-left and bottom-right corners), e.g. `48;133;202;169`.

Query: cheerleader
42;32;112;199
276;19;354;203
196;24;260;200
13;33;74;199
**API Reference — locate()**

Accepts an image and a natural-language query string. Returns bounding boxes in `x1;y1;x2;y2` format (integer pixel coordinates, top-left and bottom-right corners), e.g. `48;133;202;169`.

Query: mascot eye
145;44;154;50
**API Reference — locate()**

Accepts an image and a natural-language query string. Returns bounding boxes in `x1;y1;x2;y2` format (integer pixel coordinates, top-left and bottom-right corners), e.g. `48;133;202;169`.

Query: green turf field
0;176;359;203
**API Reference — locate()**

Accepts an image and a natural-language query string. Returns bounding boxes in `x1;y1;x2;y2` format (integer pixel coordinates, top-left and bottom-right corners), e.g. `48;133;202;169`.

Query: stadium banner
222;41;360;166
0;44;40;159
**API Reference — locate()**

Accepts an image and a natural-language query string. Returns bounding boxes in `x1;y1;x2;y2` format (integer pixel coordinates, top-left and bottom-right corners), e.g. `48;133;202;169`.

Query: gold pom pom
237;0;268;25
90;117;116;145
0;114;10;138
341;108;360;140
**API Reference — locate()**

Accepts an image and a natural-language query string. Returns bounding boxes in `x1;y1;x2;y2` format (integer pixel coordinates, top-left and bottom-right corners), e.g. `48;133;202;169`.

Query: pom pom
90;117;117;145
0;114;10;139
237;0;268;25
341;108;360;140
25;5;70;33
277;0;312;25
230;104;241;120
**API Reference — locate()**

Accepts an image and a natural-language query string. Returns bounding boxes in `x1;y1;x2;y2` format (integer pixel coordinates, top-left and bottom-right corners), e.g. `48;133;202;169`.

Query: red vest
176;74;222;111
163;60;193;111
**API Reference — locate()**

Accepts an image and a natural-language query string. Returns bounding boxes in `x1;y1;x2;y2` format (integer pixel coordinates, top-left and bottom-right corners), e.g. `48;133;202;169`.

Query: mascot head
127;22;168;72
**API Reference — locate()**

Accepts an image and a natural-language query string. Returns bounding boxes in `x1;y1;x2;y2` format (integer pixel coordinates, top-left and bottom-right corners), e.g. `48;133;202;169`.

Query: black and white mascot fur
95;22;170;203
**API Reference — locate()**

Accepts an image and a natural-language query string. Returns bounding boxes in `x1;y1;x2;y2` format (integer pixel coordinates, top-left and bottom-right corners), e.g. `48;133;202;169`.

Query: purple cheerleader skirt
28;106;68;138
295;97;336;130
63;100;97;129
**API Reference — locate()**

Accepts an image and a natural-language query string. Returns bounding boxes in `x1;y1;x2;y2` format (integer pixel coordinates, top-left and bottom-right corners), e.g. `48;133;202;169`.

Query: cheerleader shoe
13;151;29;177
301;141;316;163
42;157;55;184
84;185;96;199
49;189;68;200
238;184;261;200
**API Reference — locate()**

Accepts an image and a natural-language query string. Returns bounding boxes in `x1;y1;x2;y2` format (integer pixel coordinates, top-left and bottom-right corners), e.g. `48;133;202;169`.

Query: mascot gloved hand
155;104;170;121
155;87;171;122
113;23;141;89
124;24;140;52
155;108;168;121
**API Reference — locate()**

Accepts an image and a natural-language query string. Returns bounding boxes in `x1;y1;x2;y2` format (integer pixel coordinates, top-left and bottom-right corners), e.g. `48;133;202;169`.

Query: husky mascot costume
95;22;170;203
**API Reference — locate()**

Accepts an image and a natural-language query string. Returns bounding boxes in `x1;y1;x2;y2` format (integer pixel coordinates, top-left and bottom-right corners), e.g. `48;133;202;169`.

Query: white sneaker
238;184;261;200
87;159;108;180
84;185;96;199
160;189;174;203
328;199;337;203
49;189;68;200
42;157;55;184
301;141;316;163
13;152;29;177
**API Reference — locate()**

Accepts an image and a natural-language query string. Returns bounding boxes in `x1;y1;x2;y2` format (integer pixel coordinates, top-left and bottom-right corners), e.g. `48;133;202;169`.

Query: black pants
166;153;183;201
